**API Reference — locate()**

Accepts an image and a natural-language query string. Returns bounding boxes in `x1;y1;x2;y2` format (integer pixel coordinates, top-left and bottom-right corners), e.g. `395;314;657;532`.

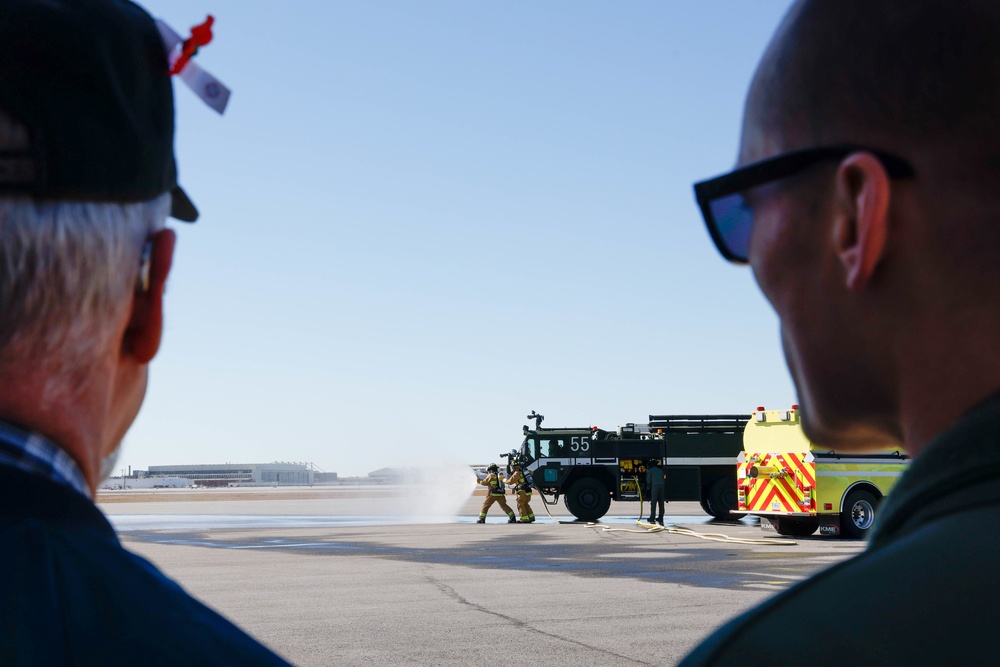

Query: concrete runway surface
98;486;865;666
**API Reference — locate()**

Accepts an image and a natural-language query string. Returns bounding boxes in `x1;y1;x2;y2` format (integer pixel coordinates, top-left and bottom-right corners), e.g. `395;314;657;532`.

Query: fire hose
534;476;795;545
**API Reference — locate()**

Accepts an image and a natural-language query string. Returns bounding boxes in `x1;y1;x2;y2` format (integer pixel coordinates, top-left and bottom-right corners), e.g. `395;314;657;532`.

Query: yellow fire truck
736;406;909;538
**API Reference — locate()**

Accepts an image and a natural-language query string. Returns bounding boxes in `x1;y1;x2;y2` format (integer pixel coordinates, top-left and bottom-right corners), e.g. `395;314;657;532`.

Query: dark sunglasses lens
709;192;752;262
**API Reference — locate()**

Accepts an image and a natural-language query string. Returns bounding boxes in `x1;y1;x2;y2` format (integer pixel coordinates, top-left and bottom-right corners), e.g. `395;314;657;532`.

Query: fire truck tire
563;478;612;522
704;478;741;521
775;517;818;536
841;489;879;539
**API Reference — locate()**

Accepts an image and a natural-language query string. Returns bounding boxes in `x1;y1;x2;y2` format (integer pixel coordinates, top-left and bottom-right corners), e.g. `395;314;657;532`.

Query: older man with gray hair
0;0;288;663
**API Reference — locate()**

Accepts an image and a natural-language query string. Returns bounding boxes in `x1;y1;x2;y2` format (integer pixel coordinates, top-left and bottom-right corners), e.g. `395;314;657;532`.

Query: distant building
98;476;193;491
145;462;316;487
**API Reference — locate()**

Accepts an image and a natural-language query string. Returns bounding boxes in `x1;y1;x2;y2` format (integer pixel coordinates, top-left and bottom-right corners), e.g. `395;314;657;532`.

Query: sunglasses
693;145;916;264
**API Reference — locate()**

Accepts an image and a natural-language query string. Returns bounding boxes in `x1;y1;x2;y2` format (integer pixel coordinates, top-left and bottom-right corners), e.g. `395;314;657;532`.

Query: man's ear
124;229;176;363
833;152;892;291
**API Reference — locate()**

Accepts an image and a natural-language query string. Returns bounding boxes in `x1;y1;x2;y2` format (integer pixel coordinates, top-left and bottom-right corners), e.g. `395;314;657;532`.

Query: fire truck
515;411;747;522
737;406;909;538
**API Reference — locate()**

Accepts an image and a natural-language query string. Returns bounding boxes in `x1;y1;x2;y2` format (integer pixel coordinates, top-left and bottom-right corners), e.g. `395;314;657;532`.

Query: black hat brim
170;186;198;222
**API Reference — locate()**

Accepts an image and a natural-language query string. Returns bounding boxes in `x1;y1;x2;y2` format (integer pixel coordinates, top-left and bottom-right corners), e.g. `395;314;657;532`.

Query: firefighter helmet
487;463;499;472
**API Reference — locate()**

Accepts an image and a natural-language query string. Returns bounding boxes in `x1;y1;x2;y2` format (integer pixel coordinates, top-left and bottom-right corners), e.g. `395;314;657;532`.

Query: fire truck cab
737;406;909;538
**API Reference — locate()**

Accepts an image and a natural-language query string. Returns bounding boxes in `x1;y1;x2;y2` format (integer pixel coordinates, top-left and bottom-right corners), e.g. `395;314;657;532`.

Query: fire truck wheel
841;489;879;539
699;498;712;516
775;517;818;536
704;478;740;521
563;478;611;522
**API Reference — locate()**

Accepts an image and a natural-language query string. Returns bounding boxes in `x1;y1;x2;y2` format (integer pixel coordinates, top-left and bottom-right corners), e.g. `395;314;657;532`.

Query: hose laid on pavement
535;487;578;524
532;480;792;544
586;519;797;545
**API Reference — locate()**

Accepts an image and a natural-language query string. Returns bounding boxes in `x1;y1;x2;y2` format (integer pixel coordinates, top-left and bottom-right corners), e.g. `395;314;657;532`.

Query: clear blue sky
129;0;796;477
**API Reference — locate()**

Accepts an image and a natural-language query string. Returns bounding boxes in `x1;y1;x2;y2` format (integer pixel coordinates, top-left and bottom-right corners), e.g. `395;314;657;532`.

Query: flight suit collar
870;389;1000;548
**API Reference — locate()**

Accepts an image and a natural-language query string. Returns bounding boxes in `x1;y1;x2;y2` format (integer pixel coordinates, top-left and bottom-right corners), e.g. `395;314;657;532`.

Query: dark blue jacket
0;466;290;666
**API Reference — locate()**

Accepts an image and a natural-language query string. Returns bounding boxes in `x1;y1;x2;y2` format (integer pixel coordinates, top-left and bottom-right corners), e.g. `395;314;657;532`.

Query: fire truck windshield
520;438;533;462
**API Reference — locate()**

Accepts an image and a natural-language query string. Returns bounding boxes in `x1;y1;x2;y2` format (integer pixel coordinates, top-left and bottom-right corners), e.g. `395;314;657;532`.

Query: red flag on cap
169;15;214;76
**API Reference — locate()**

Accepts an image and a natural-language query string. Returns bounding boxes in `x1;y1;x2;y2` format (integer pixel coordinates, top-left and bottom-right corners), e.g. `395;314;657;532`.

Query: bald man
685;2;1000;665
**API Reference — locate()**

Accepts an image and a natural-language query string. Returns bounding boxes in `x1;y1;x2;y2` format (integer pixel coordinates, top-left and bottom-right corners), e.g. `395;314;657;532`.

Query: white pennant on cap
155;18;231;115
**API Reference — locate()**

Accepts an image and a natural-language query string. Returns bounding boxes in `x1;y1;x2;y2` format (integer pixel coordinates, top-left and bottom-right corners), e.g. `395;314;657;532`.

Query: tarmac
99;486;866;666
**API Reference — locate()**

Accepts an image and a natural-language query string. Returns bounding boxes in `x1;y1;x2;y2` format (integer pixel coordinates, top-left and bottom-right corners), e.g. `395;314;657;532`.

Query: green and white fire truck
515;411;748;522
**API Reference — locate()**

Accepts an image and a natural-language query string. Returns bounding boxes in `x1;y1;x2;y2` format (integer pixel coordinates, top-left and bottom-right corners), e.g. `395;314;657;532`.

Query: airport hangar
141;463;338;487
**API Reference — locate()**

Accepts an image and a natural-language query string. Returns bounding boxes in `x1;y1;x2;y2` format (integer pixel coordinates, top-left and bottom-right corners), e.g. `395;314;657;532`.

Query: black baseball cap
0;0;197;221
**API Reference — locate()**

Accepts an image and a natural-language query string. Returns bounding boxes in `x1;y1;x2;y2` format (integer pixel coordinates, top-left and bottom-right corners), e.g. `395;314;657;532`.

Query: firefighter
505;460;536;523
646;459;666;525
477;463;516;523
